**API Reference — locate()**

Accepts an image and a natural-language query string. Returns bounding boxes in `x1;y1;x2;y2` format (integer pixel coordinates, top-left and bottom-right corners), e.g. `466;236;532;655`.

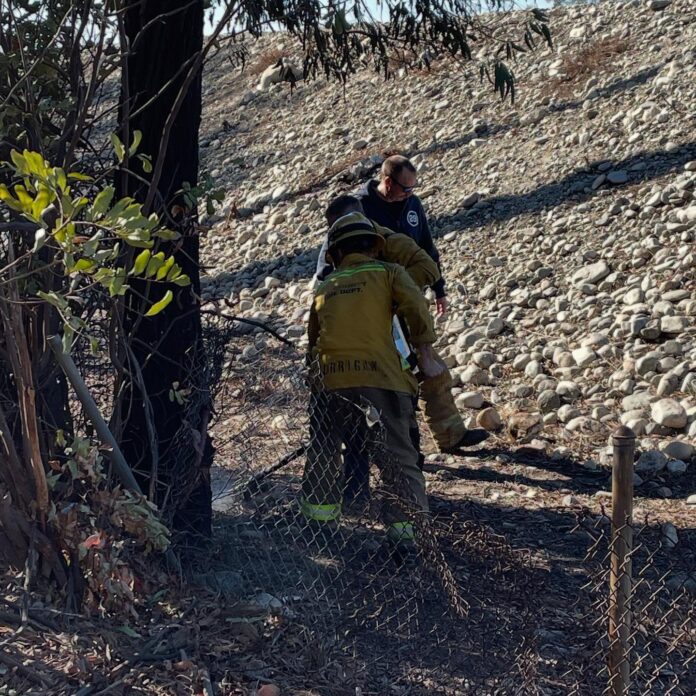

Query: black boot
441;428;490;453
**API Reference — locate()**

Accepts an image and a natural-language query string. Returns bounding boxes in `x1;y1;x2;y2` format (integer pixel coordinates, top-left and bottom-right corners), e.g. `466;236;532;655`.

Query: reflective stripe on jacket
307;253;436;394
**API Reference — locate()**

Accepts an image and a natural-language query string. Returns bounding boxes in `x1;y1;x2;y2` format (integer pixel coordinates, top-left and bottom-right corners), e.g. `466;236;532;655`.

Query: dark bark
117;0;211;538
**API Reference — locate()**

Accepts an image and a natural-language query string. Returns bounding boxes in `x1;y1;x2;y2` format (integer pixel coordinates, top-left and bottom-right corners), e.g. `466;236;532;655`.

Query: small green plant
0;146;190;351
47;434;170;616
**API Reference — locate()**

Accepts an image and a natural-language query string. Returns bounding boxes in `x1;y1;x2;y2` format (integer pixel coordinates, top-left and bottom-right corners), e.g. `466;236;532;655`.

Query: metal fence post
608;425;635;696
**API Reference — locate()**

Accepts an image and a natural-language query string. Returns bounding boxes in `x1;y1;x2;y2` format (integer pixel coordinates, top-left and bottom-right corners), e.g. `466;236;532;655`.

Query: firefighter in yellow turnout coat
316;196;489;453
303;212;442;545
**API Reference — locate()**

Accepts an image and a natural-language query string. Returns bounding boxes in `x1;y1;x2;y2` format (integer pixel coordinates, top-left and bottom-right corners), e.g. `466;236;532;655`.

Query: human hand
435;296;448;318
417;344;445;379
420;355;445;379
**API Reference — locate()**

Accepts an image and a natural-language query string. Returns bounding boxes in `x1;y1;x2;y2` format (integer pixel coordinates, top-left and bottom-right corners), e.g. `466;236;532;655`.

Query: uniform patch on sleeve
407;210;419;227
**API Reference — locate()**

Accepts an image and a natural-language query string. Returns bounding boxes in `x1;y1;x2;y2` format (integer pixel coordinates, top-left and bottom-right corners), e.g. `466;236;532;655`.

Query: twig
243;444;306;498
203;302;296;348
0;649;57;688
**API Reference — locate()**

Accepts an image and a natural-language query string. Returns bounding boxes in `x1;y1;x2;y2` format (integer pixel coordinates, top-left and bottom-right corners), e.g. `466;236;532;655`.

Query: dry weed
247;48;286;75
553;36;630;98
292;144;405;197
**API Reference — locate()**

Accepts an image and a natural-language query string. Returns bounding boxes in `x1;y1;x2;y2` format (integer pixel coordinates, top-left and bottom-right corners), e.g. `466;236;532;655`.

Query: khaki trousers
419;349;467;450
301;387;428;527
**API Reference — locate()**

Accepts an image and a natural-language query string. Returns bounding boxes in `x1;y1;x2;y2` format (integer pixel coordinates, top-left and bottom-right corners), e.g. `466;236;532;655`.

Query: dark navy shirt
355;181;445;298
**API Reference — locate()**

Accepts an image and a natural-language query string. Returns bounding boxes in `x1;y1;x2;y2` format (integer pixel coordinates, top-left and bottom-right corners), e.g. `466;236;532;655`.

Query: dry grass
291;144;406;198
553;36;630;97
247;47;285;75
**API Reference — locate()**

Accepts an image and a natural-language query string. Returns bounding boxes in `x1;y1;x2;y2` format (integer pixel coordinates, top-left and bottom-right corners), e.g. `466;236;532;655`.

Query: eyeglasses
389;176;416;194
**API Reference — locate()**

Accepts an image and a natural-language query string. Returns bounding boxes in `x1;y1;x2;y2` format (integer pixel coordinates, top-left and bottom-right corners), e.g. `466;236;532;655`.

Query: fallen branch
203;303;296;348
0;649;58;688
243;444;306;498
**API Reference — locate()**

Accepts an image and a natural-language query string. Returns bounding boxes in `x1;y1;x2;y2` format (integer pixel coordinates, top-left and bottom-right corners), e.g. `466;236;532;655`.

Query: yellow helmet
327;212;385;255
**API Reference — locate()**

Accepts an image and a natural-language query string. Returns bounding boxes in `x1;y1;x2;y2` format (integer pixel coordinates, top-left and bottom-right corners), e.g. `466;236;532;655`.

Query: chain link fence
568;512;696;696
61;313;696;694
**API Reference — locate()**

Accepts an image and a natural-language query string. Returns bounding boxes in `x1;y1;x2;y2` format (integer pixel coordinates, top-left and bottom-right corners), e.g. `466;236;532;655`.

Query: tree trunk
117;0;211;538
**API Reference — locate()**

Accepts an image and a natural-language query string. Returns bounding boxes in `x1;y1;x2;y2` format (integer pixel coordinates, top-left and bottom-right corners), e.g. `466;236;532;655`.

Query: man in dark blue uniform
355;155;448;318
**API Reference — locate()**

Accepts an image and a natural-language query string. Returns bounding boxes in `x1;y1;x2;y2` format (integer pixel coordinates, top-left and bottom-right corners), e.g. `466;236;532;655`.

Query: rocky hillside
199;0;696;499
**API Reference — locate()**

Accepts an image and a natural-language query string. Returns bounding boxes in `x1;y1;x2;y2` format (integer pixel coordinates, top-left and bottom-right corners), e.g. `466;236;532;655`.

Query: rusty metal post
608;425;635;696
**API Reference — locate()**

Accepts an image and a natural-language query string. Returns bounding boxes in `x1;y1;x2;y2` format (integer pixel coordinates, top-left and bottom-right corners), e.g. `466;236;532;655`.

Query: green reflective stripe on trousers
301;499;341;521
317;264;386;293
388;521;415;541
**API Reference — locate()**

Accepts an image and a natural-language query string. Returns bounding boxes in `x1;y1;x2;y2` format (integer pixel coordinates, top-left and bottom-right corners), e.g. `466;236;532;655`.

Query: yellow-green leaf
68;172;93;182
145;252;165;278
13;184;33;211
56;168;67;192
129;130;142;156
154;227;180;241
138;154;153;174
156;256;175;280
24;150;48;178
31;186;53;221
110;133;125;163
132;249;151;275
145;290;173;317
72;258;96;273
92;186;115;218
0;184;23;212
10;150;27;172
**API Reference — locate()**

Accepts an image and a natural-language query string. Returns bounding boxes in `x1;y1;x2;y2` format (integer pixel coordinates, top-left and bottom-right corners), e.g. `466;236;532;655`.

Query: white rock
622;392;652;412
572;260;610;286
572;346;596;368
558;405;580;423
460;365;491;386
660;316;687;334
456;391;484;409
472;351;495;369
651;399;687;429
486;317;504;337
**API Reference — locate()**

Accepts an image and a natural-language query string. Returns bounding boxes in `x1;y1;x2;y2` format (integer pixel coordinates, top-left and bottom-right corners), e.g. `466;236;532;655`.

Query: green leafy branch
0;148;191;349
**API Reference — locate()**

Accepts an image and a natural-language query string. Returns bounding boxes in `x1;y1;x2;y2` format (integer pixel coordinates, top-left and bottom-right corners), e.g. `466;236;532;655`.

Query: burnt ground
2;346;695;696
2;451;694;695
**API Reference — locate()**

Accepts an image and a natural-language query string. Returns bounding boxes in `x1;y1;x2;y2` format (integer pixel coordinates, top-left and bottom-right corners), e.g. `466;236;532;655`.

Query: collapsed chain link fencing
62;313;696;694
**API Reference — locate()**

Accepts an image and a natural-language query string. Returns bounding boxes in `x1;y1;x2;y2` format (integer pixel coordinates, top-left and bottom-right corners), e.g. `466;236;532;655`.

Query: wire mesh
60;312;696;694
201;318;558;693
568;512;696;696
